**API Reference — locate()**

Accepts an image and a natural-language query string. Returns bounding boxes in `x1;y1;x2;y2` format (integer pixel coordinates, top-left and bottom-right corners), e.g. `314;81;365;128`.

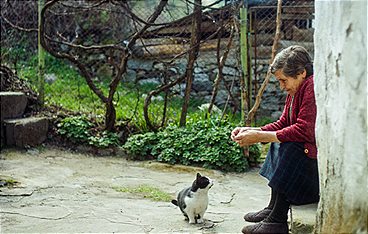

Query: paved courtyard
0;147;316;233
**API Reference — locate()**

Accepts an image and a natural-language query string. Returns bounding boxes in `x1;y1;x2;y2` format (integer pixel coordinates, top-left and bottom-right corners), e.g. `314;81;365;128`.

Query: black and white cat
171;173;213;224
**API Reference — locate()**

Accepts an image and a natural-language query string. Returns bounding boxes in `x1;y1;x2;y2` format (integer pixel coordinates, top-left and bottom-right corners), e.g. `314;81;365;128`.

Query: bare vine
40;0;169;131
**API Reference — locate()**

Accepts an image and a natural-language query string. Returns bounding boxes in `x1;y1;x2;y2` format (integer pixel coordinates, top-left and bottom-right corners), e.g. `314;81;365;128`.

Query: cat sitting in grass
171;173;213;224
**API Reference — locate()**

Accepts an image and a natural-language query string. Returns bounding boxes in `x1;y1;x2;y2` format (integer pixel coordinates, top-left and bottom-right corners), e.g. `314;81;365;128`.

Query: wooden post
239;6;249;124
38;0;45;106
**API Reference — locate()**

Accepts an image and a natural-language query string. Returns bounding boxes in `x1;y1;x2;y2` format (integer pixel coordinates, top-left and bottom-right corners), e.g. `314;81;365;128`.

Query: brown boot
243;208;272;223
241;221;288;234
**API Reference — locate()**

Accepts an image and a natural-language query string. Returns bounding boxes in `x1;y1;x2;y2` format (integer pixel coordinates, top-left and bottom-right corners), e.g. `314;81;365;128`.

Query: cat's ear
197;173;201;179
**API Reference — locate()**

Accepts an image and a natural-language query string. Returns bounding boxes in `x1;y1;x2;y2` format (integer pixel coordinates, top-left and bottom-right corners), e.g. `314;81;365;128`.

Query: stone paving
0;147;316;233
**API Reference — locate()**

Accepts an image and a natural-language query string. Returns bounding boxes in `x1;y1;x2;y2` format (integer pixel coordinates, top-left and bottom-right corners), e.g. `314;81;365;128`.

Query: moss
0;176;20;187
113;184;172;202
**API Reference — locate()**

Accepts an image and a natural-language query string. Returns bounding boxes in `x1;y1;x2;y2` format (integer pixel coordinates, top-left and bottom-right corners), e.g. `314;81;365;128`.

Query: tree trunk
105;100;116;131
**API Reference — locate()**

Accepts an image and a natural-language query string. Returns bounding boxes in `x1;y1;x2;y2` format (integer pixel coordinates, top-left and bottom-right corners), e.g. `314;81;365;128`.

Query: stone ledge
290;203;318;234
0;91;27;121
4;117;49;147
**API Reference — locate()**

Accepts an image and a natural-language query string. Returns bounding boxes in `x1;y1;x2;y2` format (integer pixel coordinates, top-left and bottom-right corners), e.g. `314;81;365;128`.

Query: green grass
16;53;278;132
112;184;172;202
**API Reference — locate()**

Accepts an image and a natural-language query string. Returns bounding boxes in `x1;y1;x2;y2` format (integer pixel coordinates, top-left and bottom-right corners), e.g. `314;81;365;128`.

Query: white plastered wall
314;0;367;233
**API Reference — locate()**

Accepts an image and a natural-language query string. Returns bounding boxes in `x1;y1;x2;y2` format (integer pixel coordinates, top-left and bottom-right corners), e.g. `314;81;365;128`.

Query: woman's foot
241;221;288;234
243;207;272;223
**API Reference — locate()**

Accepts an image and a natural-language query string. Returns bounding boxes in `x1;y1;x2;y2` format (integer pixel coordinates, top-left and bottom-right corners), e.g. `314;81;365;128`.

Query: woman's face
274;69;306;96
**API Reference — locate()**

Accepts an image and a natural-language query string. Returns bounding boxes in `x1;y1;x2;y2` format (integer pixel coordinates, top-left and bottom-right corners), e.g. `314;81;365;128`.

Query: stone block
290;203;318;234
0;92;27;121
4;117;49;147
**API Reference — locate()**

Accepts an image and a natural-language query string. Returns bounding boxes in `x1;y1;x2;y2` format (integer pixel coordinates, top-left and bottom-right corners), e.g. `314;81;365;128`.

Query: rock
192;73;212;92
153;62;165;70
222;66;238;76
44;73;57;84
138;78;161;86
0;92;27;121
123;69;137;82
127;59;153;71
194;67;204;73
290;203;318;234
271;111;282;120
215;90;229;106
4;117;49;147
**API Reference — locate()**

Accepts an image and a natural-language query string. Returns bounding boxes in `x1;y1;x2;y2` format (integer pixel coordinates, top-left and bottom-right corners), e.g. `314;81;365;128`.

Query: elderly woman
231;45;319;234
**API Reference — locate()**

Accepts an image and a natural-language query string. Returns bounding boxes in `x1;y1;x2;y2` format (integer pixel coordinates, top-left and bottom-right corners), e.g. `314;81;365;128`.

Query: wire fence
1;0;314;126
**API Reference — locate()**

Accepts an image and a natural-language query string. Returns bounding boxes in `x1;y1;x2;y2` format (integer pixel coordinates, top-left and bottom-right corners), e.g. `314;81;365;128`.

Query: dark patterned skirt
259;142;319;205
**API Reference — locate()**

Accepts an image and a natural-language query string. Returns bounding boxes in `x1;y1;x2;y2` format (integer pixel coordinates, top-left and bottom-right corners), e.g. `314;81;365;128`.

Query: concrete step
290;203;318;234
0;91;27;121
3;117;49;147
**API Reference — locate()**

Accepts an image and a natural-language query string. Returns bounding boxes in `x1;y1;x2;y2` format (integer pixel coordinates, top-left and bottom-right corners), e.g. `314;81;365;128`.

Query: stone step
3;117;49;147
290;203;318;234
0;91;28;121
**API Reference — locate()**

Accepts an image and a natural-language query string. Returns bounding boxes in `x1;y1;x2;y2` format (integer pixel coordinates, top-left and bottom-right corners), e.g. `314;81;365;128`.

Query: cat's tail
171;199;178;206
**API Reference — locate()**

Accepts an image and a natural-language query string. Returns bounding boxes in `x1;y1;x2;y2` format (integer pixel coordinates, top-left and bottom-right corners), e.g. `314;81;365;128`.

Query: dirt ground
0;146;315;233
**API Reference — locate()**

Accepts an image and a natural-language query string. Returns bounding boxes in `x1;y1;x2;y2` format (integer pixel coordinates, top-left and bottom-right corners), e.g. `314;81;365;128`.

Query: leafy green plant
122;132;159;160
88;131;120;148
57;115;92;143
57;115;119;148
123;117;261;172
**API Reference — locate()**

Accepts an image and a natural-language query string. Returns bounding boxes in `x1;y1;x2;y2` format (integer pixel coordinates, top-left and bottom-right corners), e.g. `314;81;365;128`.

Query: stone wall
126;49;287;122
314;1;367;233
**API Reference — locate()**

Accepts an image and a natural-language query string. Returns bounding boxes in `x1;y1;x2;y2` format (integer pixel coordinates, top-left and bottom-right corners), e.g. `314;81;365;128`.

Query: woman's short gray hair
270;45;313;78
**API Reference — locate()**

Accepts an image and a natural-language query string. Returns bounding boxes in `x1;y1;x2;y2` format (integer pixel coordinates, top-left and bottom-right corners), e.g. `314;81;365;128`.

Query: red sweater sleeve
261;77;317;144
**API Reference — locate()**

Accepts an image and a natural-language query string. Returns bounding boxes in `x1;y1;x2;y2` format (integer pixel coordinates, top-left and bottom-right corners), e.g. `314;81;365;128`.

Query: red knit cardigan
261;75;317;159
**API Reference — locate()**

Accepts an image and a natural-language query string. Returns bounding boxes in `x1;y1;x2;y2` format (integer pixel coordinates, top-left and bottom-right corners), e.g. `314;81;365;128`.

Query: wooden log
136;39;236;59
250;32;284;46
279;40;314;54
282;13;314;20
250;45;273;59
292;25;314;42
143;20;231;39
283;6;314;14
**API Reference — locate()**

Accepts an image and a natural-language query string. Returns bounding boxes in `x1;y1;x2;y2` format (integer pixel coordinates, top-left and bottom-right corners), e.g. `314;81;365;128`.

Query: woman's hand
231;127;262;141
232;129;280;147
233;130;261;147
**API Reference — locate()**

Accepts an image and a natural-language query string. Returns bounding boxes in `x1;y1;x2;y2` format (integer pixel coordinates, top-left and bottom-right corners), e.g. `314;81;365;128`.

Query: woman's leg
242;142;319;233
243;188;276;222
268;142;319;205
243;143;280;223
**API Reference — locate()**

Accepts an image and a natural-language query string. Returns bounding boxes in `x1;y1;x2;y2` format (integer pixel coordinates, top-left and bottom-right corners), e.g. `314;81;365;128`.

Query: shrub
57;116;92;143
123;118;261;172
57;115;119;148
